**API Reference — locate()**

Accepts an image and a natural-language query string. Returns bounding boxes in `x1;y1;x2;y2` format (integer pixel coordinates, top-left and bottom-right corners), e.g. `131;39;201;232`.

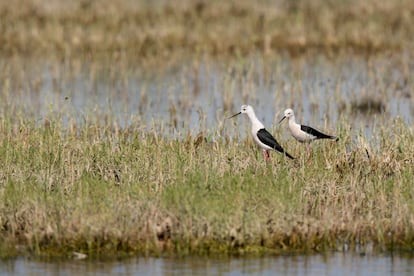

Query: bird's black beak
278;116;286;124
227;112;241;119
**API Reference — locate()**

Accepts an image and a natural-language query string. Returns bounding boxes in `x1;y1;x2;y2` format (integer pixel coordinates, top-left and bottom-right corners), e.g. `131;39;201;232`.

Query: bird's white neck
246;110;264;132
288;115;299;127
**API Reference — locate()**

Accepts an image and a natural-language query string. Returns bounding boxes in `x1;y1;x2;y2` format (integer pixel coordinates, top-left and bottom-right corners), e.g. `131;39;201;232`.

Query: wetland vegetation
0;113;413;258
1;0;414;60
0;0;413;259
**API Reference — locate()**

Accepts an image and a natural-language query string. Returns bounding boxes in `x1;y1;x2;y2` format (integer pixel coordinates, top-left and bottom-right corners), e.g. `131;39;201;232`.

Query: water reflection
1;253;414;276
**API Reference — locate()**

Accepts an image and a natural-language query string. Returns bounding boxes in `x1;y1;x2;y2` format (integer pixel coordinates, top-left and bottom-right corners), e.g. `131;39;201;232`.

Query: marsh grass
0;0;413;260
0;113;413;258
1;0;414;63
1;2;413;256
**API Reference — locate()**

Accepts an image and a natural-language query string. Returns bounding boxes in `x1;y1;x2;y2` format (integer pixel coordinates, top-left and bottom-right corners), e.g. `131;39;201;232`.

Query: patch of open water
2;54;412;142
1;252;414;276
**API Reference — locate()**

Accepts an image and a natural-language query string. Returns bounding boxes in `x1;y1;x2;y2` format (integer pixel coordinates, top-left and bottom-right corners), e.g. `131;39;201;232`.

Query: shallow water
1;252;414;276
1;54;413;141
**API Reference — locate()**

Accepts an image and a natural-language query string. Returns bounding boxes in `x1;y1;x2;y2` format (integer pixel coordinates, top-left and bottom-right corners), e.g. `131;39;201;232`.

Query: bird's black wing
301;125;337;140
257;129;294;159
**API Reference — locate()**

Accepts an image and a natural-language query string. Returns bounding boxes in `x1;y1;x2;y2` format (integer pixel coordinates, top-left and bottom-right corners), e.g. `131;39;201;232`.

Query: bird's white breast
252;129;272;150
288;121;313;142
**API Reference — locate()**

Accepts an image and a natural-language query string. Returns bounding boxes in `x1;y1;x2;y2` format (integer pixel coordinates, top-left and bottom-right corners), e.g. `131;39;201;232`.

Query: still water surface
3;54;413;140
1;253;414;276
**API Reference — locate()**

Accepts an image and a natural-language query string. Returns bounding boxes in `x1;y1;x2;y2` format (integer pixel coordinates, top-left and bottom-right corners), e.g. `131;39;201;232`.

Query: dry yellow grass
0;0;413;61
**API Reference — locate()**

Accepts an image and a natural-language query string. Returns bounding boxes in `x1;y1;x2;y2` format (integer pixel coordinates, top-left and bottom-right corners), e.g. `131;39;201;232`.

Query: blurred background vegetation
1;0;413;61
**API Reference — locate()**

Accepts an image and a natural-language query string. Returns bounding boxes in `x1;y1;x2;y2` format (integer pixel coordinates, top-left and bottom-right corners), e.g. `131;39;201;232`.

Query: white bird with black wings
228;105;294;160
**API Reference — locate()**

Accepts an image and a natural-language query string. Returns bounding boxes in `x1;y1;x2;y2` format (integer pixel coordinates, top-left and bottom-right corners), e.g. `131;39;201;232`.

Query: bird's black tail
301;125;338;141
326;135;339;142
284;151;295;160
319;134;338;140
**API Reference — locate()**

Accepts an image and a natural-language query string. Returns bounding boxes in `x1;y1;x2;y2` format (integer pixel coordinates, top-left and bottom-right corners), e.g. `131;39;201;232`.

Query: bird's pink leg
263;150;271;161
306;143;312;163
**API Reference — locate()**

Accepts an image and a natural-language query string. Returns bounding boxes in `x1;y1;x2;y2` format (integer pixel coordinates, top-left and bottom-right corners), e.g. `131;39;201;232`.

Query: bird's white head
228;104;265;131
228;104;255;119
240;104;254;114
279;108;295;123
284;108;294;118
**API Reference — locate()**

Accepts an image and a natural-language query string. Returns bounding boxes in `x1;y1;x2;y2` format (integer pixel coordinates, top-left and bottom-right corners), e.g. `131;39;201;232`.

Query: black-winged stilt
279;108;338;154
228;105;294;160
